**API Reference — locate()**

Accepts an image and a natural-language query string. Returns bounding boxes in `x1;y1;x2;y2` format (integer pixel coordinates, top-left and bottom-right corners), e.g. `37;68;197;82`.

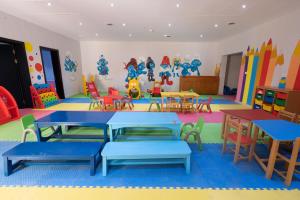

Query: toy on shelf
127;78;141;99
159;56;173;85
82;74;95;96
147;81;163;97
0;86;20;125
146;57;155;82
30;83;59;109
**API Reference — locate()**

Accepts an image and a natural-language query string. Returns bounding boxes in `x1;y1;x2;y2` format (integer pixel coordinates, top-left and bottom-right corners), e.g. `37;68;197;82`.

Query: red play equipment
0;86;20;125
30;83;59;109
148;81;163;97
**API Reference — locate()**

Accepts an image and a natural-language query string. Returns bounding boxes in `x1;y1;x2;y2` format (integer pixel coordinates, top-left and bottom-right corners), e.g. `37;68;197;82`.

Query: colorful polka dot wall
25;41;45;84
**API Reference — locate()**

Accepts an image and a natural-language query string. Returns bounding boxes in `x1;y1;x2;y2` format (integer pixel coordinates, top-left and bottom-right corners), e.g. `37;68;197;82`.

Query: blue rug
0;142;299;189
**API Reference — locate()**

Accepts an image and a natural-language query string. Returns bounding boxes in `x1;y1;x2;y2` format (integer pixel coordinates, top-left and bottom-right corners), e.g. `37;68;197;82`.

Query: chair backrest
195;117;205;132
103;96;114;104
21;114;36;130
227;117;243;133
111;90;119;96
278;110;297;122
87;82;100;98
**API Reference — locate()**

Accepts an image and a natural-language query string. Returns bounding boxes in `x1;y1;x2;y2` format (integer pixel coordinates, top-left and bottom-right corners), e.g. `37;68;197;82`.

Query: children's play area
1;1;300;199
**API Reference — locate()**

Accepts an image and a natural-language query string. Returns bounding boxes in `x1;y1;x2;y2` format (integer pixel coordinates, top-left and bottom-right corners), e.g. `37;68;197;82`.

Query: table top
101;141;191;156
220;109;279;121
253;120;300;141
3;142;102;157
107;112;181;125
35;111;115;124
161;91;200;97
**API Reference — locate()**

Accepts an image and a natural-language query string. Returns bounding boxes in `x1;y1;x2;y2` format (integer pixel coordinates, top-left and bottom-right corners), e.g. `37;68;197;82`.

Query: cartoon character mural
64;56;77;72
124;58;138;84
180;60;191;77
190;59;202;76
97;54;109;79
146;57;155;81
159;56;173;85
172;57;181;78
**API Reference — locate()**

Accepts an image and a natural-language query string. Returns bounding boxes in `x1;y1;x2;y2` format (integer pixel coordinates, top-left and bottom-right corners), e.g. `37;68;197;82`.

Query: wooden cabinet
179;76;219;95
253;86;300;115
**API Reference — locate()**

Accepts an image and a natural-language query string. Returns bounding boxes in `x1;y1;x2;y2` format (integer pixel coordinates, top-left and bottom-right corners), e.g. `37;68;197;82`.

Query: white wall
217;8;300;91
80;41;219;92
0;11;82;97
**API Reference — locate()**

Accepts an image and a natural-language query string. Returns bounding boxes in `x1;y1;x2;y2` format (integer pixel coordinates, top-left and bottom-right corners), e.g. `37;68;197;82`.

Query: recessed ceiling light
79;22;83;26
110;3;114;7
47;2;52;6
122;23;126;27
149;28;153;32
242;4;247;9
95;33;99;37
164;34;171;38
168;23;172;27
129;33;133;37
228;22;236;26
214;24;219;28
176;3;180;8
200;34;204;38
106;23;113;26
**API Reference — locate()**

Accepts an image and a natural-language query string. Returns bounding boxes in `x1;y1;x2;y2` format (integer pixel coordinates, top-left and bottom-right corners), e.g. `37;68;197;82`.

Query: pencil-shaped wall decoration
242;48;255;104
265;47;284;86
286;40;300;89
294;63;300;90
255;42;266;87
239;46;250;102
259;38;273;86
247;49;260;105
235;55;245;102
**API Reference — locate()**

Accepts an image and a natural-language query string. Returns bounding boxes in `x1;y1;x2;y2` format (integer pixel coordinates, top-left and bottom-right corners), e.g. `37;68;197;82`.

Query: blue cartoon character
124;58;138;83
172;57;181;78
137;59;147;77
180;61;191;77
97;54;109;77
190;59;202;76
64;56;77;72
146;57;155;81
159;56;173;85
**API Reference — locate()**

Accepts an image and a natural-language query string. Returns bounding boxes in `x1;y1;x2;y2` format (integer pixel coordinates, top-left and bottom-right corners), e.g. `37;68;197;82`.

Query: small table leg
90;156;96;176
221;114;228;139
3;157;12;176
161;96;164;112
102;156;107;176
185;155;191;174
285;138;300;186
266;140;280;179
249;126;259;161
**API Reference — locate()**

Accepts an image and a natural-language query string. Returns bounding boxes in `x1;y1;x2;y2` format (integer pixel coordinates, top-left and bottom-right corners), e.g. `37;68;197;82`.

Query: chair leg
234;142;241;163
222;134;228;153
148;103;153;112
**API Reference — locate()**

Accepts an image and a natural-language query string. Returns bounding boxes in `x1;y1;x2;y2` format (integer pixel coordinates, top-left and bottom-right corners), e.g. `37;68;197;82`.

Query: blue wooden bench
2;142;102;176
101;141;191;176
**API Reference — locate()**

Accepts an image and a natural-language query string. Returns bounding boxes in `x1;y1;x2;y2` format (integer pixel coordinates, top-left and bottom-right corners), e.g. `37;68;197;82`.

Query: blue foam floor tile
0;142;299;189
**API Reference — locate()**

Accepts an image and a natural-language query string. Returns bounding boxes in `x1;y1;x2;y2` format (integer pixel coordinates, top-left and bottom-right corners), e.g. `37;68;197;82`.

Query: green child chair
21;114;55;142
180;117;204;150
148;96;161;112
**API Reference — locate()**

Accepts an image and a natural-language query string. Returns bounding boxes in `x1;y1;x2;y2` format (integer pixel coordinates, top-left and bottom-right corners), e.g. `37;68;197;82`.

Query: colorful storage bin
264;96;274;104
265;90;275;97
263;104;272;112
255;99;263;106
276;92;288;99
255;94;263;100
257;89;264;94
274;99;286;106
253;104;262;109
273;104;285;112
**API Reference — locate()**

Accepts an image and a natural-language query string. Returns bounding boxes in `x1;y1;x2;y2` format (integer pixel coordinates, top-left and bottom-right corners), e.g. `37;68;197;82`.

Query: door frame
40;46;65;99
0;36;32;108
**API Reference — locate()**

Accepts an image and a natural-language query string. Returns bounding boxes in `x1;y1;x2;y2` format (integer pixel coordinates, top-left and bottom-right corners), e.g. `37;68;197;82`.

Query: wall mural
64;53;78;72
97;54;110;79
24;41;45;84
286;40;300;90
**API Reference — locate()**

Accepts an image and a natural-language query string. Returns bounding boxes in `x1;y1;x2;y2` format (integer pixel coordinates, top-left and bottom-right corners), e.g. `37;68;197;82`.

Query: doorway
0;37;32;108
40;47;65;99
223;52;243;97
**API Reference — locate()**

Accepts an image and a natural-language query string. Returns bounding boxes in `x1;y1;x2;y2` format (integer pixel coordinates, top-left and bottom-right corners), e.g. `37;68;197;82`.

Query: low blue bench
101;141;191;176
2;142;102;176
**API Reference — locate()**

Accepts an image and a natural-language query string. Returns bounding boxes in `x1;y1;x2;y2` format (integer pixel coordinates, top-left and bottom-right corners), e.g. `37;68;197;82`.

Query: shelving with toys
253;86;300;115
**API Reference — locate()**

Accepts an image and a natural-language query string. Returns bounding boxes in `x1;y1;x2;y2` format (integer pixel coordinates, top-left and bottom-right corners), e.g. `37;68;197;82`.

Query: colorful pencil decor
286;41;300;89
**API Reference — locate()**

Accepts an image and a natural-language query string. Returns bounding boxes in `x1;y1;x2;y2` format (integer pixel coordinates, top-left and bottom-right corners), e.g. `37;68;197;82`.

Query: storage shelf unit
253;86;300;115
179;76;219;95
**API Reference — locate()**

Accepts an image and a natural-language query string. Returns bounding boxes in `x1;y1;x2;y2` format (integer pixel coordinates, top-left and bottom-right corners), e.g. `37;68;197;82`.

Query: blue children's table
107;112;181;141
250;119;300;186
34;111;115;142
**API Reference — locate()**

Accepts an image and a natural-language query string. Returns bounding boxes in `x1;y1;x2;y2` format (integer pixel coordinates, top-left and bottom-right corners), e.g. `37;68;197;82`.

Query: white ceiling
0;0;300;42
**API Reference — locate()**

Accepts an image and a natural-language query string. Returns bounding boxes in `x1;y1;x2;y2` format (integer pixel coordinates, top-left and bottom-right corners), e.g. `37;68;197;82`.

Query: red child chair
102;96;115;111
197;97;212;113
